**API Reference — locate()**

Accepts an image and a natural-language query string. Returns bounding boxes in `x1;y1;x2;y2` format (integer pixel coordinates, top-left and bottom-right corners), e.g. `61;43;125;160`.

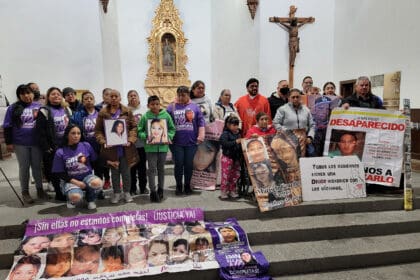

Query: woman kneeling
52;124;103;209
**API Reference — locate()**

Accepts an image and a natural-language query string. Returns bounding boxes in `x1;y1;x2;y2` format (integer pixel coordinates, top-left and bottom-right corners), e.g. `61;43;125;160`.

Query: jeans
171;145;197;189
61;174;102;202
14;145;43;192
130;147;147;193
146;152;167;192
110;155;131;193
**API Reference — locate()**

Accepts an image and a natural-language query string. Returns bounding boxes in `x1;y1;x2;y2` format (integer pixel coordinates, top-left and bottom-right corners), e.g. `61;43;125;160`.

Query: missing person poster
104;119;128;146
242;130;307;212
207;219;271;280
324;108;406;187
300;156;366;201
8;208;219;280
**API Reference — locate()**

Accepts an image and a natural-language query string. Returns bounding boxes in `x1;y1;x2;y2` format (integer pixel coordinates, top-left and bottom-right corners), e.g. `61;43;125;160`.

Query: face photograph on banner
105;119;128;146
191;140;220;190
147;118;169;144
244;137;269;163
328;129;366;160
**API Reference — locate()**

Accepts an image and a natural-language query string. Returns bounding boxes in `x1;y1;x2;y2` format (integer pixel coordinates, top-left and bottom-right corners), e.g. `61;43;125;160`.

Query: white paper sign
300;156;366;201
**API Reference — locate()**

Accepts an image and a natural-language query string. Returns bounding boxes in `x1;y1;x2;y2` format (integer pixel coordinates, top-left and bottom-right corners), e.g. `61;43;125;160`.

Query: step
285;261;420;280
241;209;420;245
0;189;418;240
254;232;420;276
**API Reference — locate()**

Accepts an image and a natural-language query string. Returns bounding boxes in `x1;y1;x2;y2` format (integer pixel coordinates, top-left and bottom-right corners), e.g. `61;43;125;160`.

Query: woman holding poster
95;89;139;204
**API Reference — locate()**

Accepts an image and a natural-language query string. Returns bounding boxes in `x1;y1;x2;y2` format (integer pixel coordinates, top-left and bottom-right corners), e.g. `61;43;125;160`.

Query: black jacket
342;93;384;109
219;129;242;161
268;92;288;119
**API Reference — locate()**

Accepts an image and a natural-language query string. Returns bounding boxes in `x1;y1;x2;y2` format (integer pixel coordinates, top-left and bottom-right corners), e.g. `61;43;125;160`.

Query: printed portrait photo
104;119;128;146
328;129;366;160
217;226;239;244
147;118;169;144
245;137;269;163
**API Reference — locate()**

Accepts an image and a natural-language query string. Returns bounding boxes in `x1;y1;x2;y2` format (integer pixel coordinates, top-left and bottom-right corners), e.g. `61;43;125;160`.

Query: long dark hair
62;123;82;146
190;80;205;99
223;115;240;131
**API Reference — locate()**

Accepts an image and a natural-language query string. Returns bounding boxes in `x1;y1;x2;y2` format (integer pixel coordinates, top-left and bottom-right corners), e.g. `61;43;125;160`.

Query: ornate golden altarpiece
144;0;190;107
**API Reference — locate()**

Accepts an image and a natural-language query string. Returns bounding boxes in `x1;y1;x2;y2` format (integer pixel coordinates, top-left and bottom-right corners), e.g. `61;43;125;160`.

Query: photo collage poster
7;208;219;280
242;130;307;212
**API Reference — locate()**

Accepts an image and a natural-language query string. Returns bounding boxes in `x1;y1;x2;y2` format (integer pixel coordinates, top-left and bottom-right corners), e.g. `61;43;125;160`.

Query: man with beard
268;79;289;119
234;78;271;136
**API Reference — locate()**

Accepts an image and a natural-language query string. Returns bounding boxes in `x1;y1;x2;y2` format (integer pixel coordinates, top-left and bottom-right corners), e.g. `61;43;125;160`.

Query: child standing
138;95;176;202
245;112;276;138
219;116;242;199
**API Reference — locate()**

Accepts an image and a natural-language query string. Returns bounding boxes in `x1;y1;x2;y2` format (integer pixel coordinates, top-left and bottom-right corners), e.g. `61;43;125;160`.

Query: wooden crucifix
269;5;315;87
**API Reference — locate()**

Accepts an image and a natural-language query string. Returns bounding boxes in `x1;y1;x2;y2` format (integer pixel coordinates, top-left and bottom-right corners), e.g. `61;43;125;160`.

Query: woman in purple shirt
52;124;103;209
36;87;72;201
3;84;47;204
167;86;206;195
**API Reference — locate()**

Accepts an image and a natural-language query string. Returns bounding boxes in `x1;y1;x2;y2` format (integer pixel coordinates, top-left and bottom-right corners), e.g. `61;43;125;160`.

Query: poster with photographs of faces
242;130;307;212
147;118;169;144
8;209;219;279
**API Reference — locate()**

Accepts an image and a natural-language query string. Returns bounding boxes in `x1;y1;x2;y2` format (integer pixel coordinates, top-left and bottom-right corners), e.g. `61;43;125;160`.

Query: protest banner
324;108;406;187
242;130;306;212
7;208;219;280
207;219;271;280
300;156;366;201
191;120;224;191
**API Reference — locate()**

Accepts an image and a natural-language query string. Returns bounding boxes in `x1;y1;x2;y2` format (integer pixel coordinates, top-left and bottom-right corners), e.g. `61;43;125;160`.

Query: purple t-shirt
82;111;98;144
3;102;41;146
167;102;205;146
52;142;97;181
51;107;70;139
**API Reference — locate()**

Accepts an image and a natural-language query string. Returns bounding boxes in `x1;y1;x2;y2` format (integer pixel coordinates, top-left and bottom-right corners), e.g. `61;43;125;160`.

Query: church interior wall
1;0;419;108
259;0;335;96
0;0;104;101
210;0;260;103
334;0;420;107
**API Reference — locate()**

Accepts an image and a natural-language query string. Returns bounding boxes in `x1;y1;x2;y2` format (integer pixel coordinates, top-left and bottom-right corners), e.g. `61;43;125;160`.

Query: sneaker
124;192;133;203
219;192;229;200
111;193;121;204
36;189;49;200
22;191;34;204
47;182;55;192
230;192;240;199
87;201;97;210
103;180;111;190
140;189;150;195
66;201;76;209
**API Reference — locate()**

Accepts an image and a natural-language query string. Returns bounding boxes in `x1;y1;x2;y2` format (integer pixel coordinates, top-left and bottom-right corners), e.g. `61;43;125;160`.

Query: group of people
3;75;384;208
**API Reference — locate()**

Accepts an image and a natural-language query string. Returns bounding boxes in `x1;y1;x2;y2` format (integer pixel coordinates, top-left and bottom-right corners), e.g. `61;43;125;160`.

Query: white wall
211;0;260;103
0;0;104;101
259;0;335;95
115;0;212;105
334;0;420;107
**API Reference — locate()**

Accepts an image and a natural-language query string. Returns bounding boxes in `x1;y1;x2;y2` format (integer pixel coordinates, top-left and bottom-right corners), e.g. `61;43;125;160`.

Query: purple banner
25;208;204;236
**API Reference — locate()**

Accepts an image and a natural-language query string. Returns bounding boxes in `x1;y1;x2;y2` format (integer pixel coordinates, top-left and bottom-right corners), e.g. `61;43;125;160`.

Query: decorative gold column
144;0;190;107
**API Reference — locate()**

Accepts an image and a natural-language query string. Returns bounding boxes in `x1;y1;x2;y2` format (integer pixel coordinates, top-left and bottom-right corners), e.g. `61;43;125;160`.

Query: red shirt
245;125;276;138
234;94;271;136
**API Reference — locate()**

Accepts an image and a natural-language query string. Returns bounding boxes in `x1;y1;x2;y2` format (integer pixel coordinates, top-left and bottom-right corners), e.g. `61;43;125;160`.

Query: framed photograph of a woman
147;119;169;144
104;119;128;146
